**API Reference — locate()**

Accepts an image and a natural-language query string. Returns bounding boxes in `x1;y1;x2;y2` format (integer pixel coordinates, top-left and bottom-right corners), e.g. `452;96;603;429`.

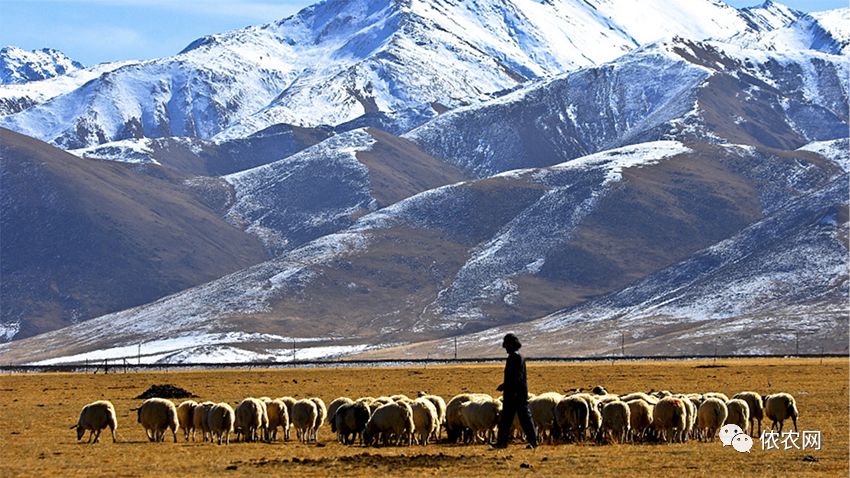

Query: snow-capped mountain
0;0;780;149
0;46;83;85
407;38;849;177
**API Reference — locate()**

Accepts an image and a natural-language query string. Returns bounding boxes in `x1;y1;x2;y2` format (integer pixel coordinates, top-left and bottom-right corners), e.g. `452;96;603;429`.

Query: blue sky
0;0;846;65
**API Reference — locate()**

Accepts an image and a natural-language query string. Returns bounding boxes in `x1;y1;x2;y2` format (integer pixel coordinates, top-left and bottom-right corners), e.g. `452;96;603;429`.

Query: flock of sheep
71;388;799;447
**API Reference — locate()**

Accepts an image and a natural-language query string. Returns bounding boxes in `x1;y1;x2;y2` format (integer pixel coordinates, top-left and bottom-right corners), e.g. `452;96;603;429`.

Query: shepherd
493;333;537;449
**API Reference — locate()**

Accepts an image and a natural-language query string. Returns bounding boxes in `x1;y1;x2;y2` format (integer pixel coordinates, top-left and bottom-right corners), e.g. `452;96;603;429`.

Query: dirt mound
135;384;196;399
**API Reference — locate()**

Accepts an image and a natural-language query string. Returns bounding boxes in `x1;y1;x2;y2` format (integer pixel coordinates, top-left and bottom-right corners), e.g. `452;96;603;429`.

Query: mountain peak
0;46;83;85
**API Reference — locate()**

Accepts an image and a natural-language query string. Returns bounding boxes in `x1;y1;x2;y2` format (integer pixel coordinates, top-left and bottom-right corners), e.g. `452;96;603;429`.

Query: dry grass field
0;358;846;477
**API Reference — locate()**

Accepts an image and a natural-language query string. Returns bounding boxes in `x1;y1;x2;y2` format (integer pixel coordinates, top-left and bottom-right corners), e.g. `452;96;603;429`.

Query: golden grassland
0;358;847;477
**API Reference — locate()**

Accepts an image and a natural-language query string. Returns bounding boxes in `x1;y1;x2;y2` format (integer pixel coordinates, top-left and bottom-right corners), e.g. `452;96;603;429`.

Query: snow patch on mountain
70;138;160;165
798;138;850;172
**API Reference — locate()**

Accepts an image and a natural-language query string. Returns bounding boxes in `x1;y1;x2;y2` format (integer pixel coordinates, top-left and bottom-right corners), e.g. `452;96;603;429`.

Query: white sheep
626;399;653;442
724;398;750;435
764;393;798;433
364;402;414;447
420;394;447;441
703;392;729;403
619;392;658;405
410;398;439;445
732;391;764;437
235;398;266;442
696;398;728;441
555;396;589;443
460;398;501;444
176;400;197;442
278;396;297;441
207;402;235;445
136;398;179;443
192;401;216;442
653;397;687;443
309;397;327;442
263;398;288;442
601;401;630;444
445;393;491;443
72;400;117;443
529;392;563;444
675;395;696;442
292;399;319;443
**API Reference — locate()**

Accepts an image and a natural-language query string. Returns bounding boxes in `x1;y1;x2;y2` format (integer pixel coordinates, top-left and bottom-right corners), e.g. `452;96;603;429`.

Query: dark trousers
496;399;537;446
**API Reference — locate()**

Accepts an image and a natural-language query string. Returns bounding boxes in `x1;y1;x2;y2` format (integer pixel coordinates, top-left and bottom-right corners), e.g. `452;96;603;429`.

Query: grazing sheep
72;400;117;444
445;393;491;443
235;398;266;443
192;401;216;442
309;397;327;441
410;398;439;445
460;398;501;444
136;398;179;443
703;392;729;403
675;395;696;442
619;392;658;405
176;400;198;442
207;403;235;445
529;392;563;444
601;401;631;444
420;394;447;440
733;392;764;437
370;396;394;409
327;397;354;432
263;398;288;442
592;386;608;395
653;397;687;443
764;393;798;433
568;394;603;440
725;399;750;435
626;399;653;442
555;396;589;443
334;401;371;445
696;398;728;442
278;396;297;441
292;399;319;443
364;402;415;447
390;394;411;402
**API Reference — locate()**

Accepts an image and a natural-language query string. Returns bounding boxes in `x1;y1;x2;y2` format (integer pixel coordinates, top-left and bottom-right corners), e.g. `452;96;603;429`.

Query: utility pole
454;337;458;360
621;333;625;357
138;343;141;366
291;341;296;362
795;332;800;356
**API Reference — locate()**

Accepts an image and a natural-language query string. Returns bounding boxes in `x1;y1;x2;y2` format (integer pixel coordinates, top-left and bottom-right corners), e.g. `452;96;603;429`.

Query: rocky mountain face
0;0;846;363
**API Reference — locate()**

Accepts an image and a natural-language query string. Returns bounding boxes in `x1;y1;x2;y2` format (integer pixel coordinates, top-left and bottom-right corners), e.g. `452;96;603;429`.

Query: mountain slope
369;171;848;359
0;46;83;85
0;140;841;363
0;128;268;341
0;0;768;148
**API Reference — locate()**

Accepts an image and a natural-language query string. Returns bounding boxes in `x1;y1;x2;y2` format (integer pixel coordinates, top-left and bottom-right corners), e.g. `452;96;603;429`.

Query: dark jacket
502;351;529;402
